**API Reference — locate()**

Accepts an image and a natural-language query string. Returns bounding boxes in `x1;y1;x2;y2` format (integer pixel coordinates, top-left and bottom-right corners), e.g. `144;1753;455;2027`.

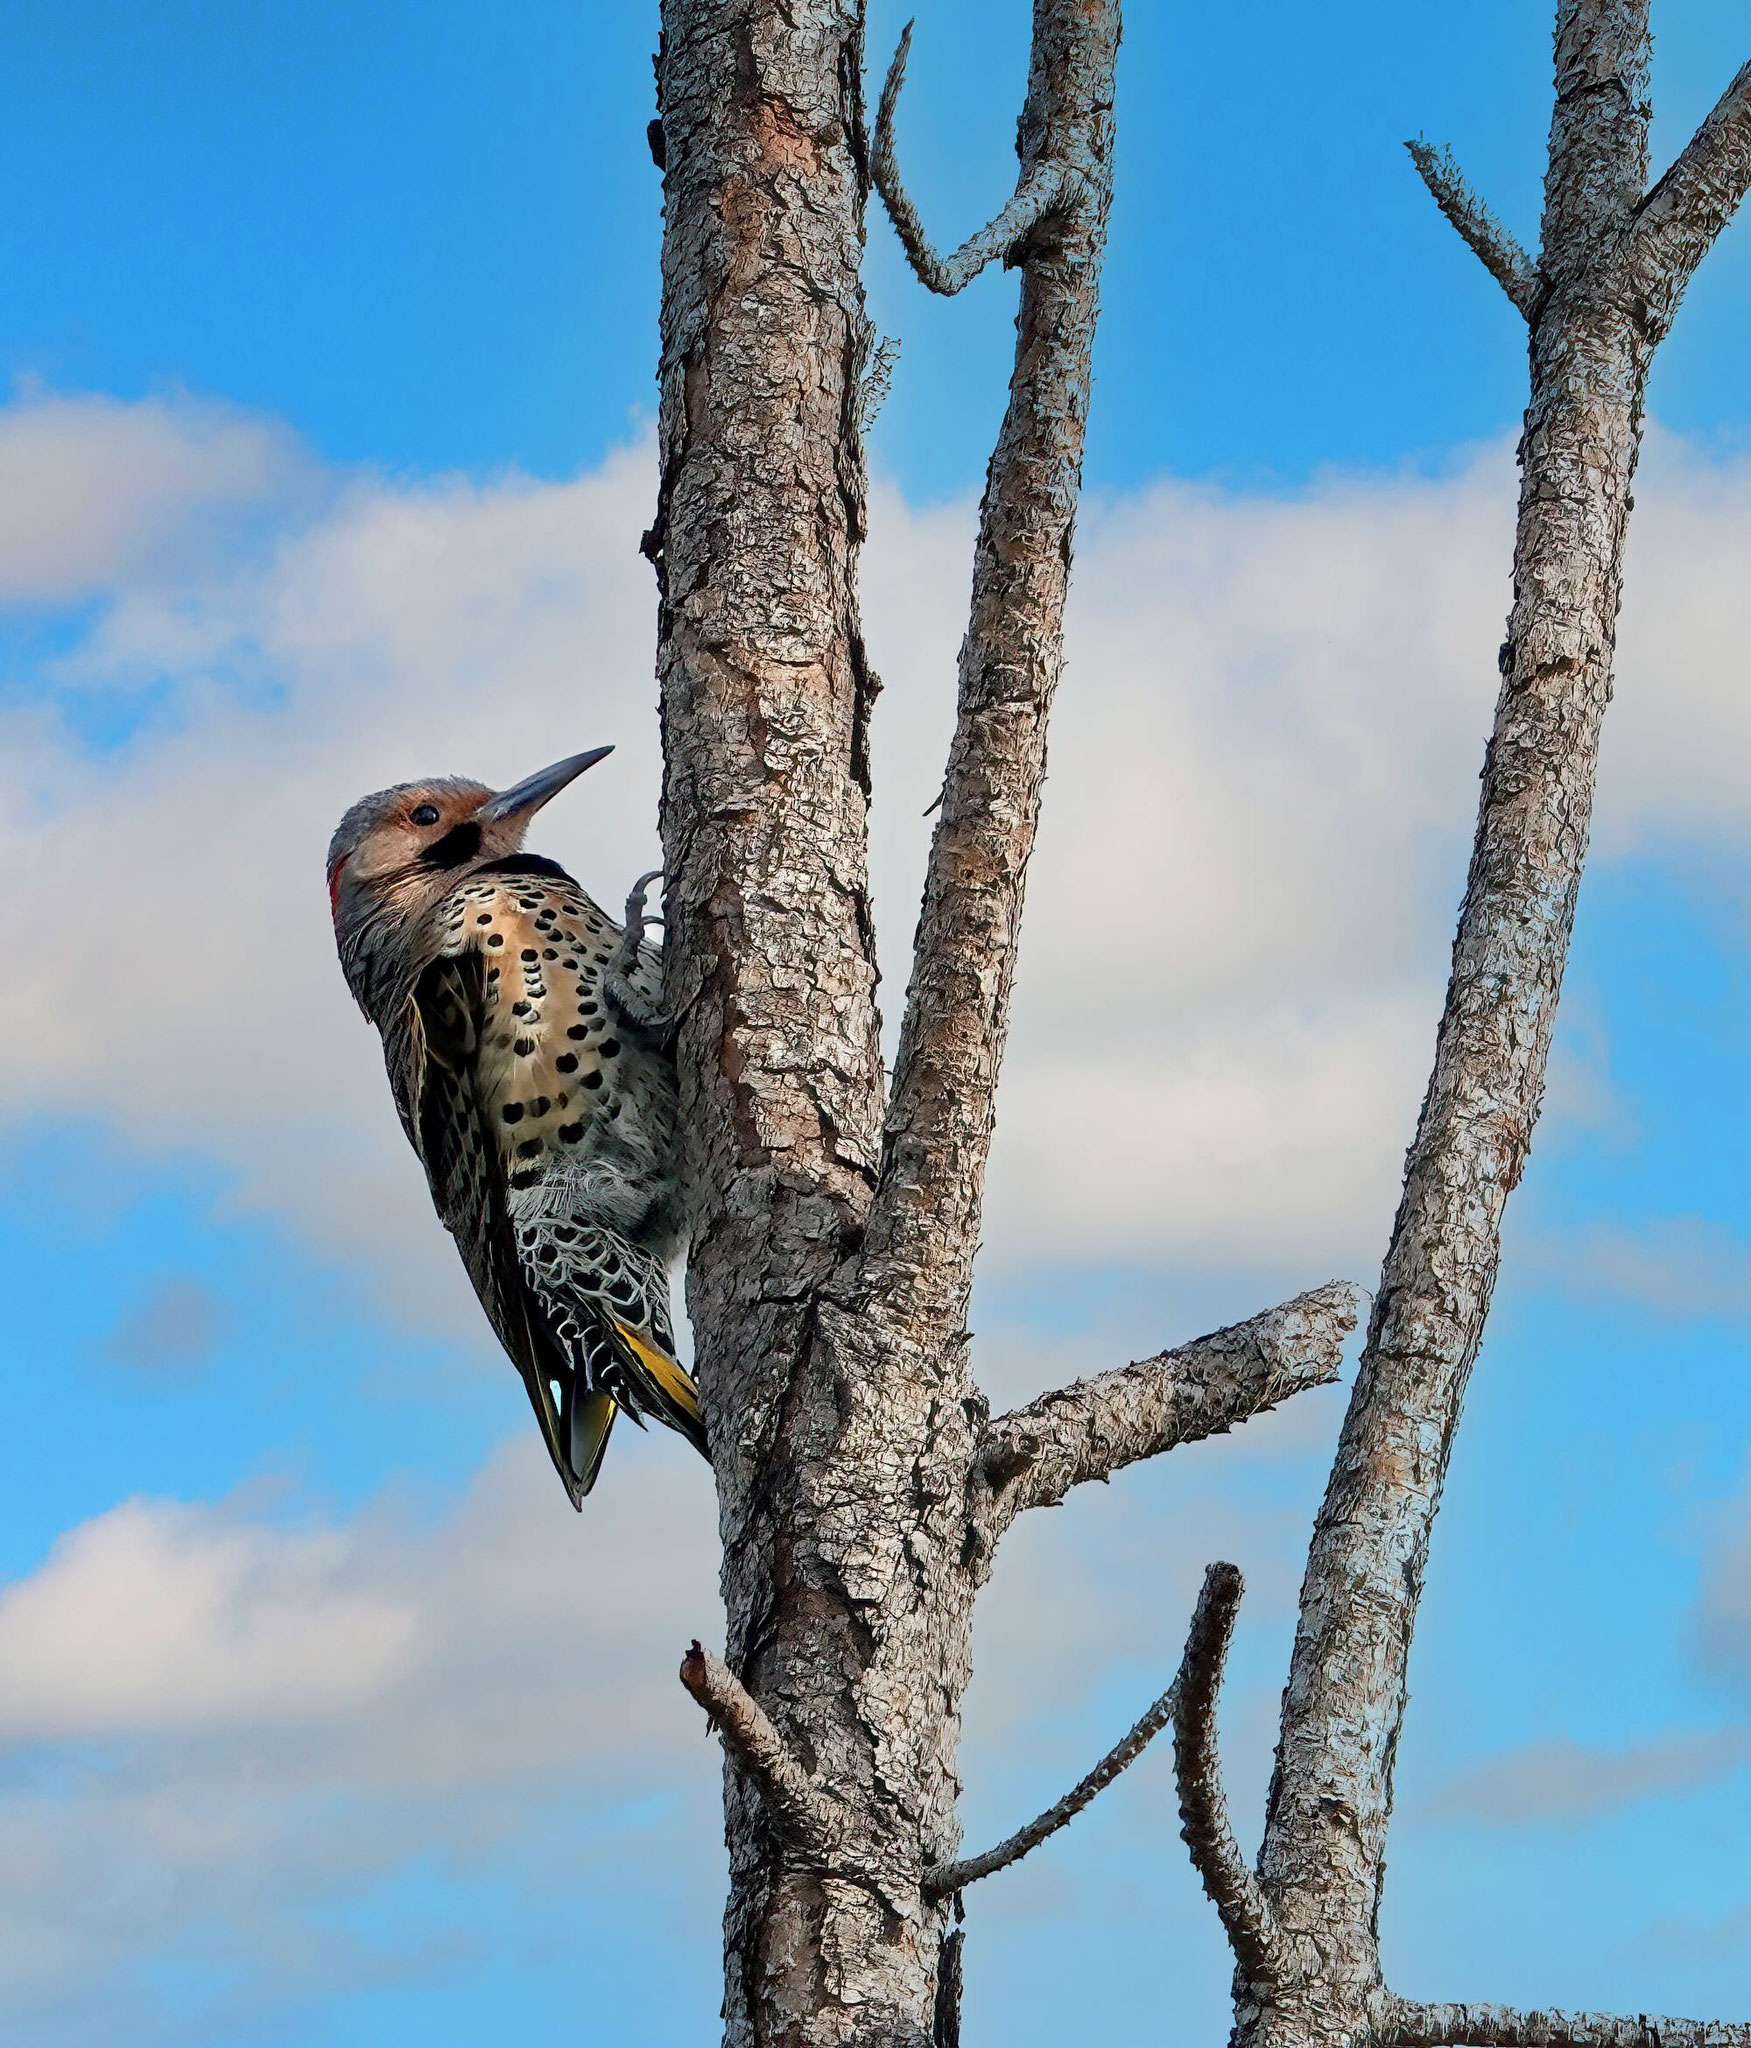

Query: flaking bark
650;1;1359;2039
1170;9;1751;2046
974;1282;1359;1543
1381;2002;1751;2048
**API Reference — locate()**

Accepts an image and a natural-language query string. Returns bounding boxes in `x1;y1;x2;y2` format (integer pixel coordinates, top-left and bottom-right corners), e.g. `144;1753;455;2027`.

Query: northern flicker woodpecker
327;748;706;1505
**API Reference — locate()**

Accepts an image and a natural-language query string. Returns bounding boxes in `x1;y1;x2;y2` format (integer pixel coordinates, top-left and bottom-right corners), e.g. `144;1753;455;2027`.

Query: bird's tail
524;1356;619;1509
569;1388;618;1497
610;1318;711;1461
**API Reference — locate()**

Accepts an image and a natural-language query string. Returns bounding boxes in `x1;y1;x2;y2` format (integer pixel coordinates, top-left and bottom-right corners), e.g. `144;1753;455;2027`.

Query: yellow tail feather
610;1319;703;1424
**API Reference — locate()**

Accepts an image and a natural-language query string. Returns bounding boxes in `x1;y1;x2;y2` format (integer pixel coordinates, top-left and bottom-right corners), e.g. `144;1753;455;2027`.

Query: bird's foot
618;869;665;956
606;870;677;1046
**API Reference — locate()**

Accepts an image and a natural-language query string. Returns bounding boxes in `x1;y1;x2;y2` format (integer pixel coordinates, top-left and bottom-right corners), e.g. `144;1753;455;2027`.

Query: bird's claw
621;869;666;953
607;870;675;1045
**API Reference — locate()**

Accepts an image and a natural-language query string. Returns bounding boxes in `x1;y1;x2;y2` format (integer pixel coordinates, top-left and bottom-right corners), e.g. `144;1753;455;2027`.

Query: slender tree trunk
1160;8;1751;2045
1251;23;1656;2042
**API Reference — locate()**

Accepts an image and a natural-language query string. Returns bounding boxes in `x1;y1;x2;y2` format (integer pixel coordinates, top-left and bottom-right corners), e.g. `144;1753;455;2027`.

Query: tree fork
654;0;1362;2038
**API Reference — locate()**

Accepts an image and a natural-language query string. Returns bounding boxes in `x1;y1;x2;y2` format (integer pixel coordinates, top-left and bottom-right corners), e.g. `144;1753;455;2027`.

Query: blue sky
4;3;1751;2044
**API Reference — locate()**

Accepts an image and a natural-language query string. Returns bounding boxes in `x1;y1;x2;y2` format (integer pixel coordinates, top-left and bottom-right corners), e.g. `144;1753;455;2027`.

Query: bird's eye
410;803;441;827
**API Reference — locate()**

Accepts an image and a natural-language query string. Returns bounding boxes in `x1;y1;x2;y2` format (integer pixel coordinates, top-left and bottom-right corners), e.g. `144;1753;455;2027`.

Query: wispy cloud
103;1276;228;1374
1429;1727;1751;1828
1524;1218;1751;1322
0;386;314;607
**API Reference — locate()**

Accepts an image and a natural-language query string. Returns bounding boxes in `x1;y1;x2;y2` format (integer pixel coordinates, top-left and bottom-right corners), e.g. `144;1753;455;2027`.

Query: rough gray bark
1381;2002;1751;2048
648;1;1358;2040
975;1283;1359;1541
1169;10;1751;2047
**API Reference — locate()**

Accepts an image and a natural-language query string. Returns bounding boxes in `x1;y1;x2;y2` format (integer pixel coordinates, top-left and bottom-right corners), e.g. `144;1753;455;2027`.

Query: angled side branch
1381;1997;1751;2048
924;1675;1178;1900
1621;57;1751;326
874;22;1077;296
975;1283;1359;1541
1174;1564;1286;1987
680;1643;845;1865
857;0;1119;1334
1405;141;1542;318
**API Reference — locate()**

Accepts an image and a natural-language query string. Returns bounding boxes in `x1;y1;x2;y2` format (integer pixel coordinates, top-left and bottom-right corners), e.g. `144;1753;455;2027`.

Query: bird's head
327;746;613;1002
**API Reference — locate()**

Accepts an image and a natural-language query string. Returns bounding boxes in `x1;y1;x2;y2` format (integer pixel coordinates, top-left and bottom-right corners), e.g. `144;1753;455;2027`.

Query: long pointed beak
478;746;614;824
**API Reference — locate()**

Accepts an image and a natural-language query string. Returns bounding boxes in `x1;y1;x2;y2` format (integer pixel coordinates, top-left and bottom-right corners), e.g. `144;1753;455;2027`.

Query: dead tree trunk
647;1;1357;2041
1165;9;1751;2048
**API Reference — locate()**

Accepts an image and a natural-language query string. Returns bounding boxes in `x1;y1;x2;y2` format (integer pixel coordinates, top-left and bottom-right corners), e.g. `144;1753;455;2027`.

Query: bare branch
857;0;1118;1335
872;22;1077;296
679;1642;844;1862
1405;140;1541;318
1622;57;1751;323
1174;1564;1284;1985
1383;1996;1751;2048
977;1282;1359;1532
923;1676;1179;1900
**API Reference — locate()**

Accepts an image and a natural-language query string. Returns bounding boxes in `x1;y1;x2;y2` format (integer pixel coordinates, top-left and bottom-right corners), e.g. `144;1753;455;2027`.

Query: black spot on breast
514;1037;535;1057
521;948;538;961
543;948;557;960
581;1070;604;1090
487;934;504;949
530;1096;551;1116
476;913;492;926
511;1001;533;1017
516;1138;544;1160
558;1122;585;1143
501;1103;524;1124
600;1039;620;1058
509;1167;541;1190
566;1024;588;1040
555;1052;578;1073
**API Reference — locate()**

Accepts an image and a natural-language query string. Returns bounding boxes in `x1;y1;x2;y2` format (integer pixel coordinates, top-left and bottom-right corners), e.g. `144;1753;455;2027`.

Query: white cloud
6;398;1751;1320
0;1387;1345;2039
1526;1217;1751;1323
0;1431;719;1767
0;387;312;605
0;1432;725;2035
1604;435;1751;854
10;387;1751;2037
